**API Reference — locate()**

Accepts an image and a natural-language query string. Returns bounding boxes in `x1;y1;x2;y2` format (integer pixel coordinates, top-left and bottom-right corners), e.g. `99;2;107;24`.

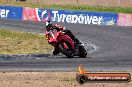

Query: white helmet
45;21;52;29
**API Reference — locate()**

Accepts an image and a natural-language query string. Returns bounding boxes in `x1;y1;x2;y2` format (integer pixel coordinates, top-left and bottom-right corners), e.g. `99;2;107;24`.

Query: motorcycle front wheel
59;42;74;58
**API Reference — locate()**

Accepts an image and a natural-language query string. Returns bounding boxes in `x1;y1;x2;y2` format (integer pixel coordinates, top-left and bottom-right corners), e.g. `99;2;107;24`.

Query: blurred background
1;0;132;7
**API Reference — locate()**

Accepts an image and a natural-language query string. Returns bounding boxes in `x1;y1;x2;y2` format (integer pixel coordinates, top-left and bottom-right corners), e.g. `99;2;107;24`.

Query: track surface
0;19;132;71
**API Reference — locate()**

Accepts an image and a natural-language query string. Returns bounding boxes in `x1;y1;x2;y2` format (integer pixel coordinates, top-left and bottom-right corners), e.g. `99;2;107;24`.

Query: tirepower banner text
0;6;132;26
22;7;118;26
0;6;23;19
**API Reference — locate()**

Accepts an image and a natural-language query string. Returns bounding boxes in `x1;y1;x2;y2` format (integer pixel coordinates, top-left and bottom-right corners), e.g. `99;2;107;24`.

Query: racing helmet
45;21;53;30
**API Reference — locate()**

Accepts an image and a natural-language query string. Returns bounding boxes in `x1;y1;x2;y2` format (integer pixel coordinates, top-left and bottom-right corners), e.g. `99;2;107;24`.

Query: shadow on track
48;54;92;59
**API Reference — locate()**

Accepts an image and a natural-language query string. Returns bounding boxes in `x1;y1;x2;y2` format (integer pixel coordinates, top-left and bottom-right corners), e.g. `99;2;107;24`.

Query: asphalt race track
0;19;132;71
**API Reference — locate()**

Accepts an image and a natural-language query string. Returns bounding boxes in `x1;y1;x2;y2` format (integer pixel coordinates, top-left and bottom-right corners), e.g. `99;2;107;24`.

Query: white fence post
76;0;79;9
118;0;121;7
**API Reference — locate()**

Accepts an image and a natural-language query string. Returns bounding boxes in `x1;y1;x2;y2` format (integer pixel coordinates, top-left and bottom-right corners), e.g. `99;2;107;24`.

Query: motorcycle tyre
59;42;74;58
79;45;87;58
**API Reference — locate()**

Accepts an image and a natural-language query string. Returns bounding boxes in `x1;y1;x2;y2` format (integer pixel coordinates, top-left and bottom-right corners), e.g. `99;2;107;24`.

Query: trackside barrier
117;13;132;26
0;6;23;19
22;7;38;21
0;6;132;26
22;7;118;26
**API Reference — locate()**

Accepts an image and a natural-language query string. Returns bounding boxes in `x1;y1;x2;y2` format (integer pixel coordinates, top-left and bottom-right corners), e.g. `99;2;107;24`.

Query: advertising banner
50;10;118;25
22;7;38;21
117;13;132;26
0;6;23;19
0;6;131;27
28;8;117;25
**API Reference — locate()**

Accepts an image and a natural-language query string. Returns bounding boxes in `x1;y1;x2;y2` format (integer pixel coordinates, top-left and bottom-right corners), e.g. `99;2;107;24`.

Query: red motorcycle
45;29;87;58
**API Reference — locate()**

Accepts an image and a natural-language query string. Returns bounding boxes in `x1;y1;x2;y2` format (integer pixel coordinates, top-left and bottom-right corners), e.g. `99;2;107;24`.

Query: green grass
0;1;131;13
0;29;52;54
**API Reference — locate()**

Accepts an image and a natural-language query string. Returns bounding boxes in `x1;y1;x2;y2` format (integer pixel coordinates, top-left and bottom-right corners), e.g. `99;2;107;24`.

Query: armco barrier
0;6;23;19
117;13;132;26
22;7;118;26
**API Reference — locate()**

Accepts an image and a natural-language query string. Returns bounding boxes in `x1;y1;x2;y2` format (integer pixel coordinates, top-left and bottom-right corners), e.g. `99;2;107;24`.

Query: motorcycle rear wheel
79;45;87;58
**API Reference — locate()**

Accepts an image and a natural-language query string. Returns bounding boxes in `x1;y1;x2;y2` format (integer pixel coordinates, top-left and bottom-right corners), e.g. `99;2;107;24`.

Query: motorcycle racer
45;21;81;44
45;21;82;56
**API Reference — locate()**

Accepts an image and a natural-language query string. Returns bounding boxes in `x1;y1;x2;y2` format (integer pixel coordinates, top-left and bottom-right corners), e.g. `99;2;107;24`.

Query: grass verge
0;1;131;13
0;29;52;54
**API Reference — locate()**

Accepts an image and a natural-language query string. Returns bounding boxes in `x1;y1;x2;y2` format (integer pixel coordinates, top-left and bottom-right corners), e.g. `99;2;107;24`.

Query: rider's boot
52;48;60;56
